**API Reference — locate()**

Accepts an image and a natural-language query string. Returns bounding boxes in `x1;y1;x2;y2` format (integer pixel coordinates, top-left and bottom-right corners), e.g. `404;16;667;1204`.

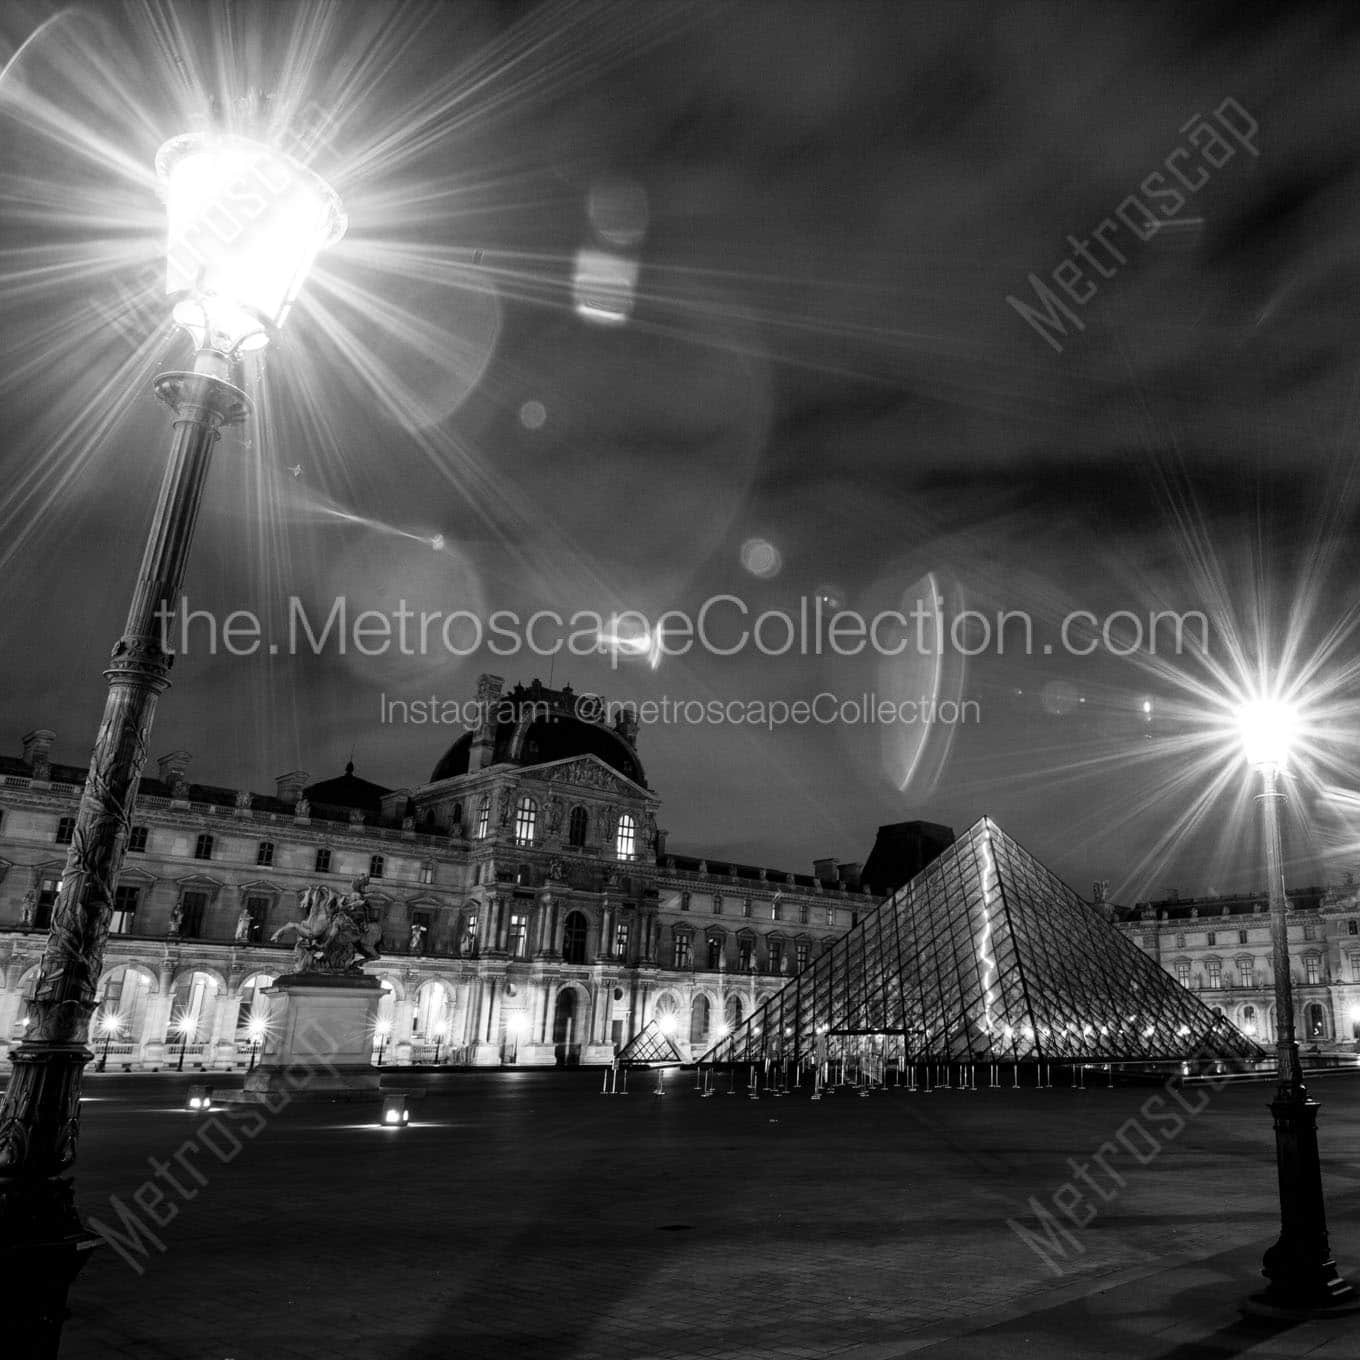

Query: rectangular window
1238;961;1252;987
110;884;139;935
673;935;692;969
712;895;723;915
1175;961;1191;988
1351;920;1359;937
1351;952;1360;983
194;833;213;861
475;797;490;840
420;861;433;885
1207;961;1222;988
1206;931;1216;946
411;908;435;956
738;939;754;971
128;825;149;853
55;816;75;844
680;892;690;912
826;906;835;927
1175;933;1185;948
34;875;59;930
1238;929;1248;945
256;840;274;867
771;899;781;921
1142;934;1155;950
768;940;783;973
508;913;528;958
463;913;478;954
796;940;810;971
742;898;752;919
178;891;208;938
799;903;809;925
1304;923;1317;941
1306;957;1321;985
369;854;385;879
614;921;631;960
315;847;331;873
243;894;270;942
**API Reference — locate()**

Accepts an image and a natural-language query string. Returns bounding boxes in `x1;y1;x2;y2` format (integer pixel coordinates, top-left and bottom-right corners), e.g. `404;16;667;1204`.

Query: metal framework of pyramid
702;817;1263;1068
616;1018;686;1066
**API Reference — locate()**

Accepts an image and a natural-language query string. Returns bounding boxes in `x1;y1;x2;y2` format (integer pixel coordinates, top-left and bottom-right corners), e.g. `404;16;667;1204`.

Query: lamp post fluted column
0;349;249;1354
1253;763;1356;1313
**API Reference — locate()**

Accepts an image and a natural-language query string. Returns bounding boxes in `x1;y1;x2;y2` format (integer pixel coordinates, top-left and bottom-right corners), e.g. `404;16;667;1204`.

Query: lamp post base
1246;1091;1360;1317
0;1178;102;1359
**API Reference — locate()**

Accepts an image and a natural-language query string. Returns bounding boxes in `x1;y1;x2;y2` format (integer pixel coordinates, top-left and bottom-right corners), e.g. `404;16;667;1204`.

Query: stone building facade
0;678;875;1071
1114;882;1360;1053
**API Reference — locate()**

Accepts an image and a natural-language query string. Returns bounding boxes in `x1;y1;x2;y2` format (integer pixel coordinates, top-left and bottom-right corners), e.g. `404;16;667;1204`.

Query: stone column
599;904;612;962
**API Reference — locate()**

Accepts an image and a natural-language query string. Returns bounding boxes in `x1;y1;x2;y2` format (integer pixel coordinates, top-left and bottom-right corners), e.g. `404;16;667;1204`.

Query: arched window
562;911;588;965
475;794;490;840
724;995;743;1031
616;812;636;861
514;796;537;847
170;970;220;1044
690;995;711;1044
451;801;463;827
568;805;588;847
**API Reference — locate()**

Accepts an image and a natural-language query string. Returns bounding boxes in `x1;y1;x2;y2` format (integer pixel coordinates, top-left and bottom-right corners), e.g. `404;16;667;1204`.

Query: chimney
813;857;839;887
157;750;191;785
275;770;309;801
21;729;55;769
470;673;505;771
838;862;862;891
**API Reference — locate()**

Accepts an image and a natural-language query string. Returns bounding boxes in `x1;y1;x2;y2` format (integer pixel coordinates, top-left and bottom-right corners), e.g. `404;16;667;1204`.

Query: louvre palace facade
2;669;1357;1073
0;675;891;1072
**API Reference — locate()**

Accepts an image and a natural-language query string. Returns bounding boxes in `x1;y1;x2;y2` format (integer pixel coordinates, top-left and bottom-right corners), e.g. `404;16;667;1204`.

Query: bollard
748;1063;760;1100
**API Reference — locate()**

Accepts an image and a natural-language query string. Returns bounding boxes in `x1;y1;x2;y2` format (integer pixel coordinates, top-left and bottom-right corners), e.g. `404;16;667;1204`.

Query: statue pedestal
231;973;382;1102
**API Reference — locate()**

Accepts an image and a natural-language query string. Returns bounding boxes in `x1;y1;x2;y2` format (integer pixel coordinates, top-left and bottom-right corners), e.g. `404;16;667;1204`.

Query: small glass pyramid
616;1017;686;1066
702;817;1263;1068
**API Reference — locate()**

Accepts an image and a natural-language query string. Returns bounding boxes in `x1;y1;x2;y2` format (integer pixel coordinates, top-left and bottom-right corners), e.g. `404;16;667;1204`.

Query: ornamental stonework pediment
536;757;643;799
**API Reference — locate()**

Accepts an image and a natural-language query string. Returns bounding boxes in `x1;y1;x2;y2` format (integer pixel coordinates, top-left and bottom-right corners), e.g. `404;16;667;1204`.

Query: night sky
3;0;1360;900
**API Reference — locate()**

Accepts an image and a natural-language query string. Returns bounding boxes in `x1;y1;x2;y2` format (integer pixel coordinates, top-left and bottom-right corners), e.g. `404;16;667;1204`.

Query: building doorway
553;989;580;1067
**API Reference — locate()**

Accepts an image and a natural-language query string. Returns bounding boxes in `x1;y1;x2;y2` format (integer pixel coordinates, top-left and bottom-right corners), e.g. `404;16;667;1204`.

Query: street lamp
93;1010;123;1074
174;1014;194;1073
374;1018;392;1067
431;1021;449;1066
0;128;345;1353
245;1014;268;1073
1237;696;1357;1313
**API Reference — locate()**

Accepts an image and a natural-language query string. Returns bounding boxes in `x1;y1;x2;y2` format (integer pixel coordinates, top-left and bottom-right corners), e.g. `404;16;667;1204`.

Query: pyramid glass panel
702;818;1262;1068
615;1018;685;1065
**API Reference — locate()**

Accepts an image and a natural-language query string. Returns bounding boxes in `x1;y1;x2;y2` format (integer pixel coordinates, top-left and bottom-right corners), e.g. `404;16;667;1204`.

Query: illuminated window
508;913;528;958
1175;961;1190;988
420;861;433;885
614;920;631;960
796;940;810;971
1308;1002;1326;1038
1305;956;1321;985
475;795;490;840
1206;961;1221;988
514;796;537;847
1238;960;1252;987
616;813;636;861
673;934;692;969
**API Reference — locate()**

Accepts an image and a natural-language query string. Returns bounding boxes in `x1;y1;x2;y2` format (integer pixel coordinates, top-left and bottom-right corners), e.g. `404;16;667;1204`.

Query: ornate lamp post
0;129;345;1354
1238;698;1357;1313
245;1014;267;1073
173;1013;193;1073
92;1011;122;1075
374;1018;392;1067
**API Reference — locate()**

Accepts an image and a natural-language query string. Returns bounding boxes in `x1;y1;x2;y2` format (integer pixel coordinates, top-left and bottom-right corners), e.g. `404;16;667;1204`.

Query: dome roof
431;715;645;786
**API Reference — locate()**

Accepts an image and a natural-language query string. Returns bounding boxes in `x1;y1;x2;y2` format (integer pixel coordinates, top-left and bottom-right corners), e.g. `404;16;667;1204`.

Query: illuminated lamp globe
156;132;347;354
1236;698;1298;772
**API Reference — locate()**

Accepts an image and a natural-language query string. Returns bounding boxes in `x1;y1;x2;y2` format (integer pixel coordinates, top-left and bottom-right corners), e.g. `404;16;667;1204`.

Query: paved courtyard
37;1066;1360;1359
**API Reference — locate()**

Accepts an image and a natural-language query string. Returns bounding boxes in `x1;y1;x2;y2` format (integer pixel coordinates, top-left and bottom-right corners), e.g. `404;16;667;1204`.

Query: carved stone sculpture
270;876;382;974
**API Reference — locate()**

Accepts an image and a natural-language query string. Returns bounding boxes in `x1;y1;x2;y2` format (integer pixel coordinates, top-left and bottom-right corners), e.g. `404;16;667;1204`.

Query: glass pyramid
702;817;1262;1068
616;1018;686;1066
